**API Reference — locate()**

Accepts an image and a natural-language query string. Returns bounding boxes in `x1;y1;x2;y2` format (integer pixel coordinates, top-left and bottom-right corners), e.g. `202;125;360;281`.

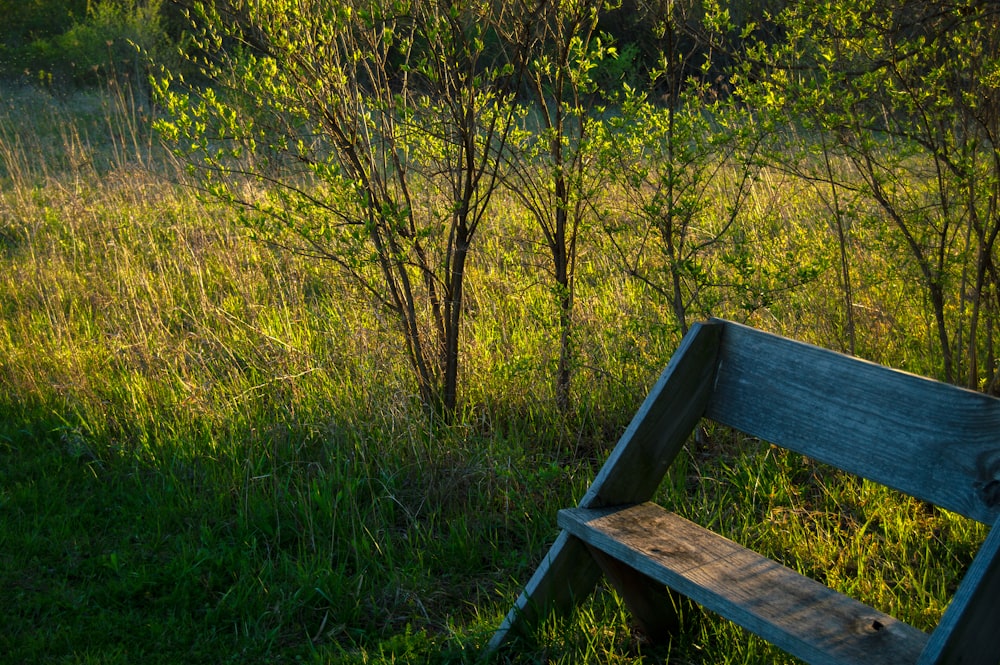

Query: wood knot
982;480;1000;508
854;615;890;636
975;451;1000;508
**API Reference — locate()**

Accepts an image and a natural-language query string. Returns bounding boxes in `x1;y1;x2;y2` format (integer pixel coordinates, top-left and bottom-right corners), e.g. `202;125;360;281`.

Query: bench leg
487;531;603;651
587;545;684;643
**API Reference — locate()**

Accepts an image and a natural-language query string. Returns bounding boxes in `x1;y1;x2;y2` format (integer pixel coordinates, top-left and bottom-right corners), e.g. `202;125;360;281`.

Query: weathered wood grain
706;319;1000;524
560;503;930;665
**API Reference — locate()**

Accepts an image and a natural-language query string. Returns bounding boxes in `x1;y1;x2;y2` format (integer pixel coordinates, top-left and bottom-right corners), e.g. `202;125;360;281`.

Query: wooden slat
580;320;722;508
917;514;1000;665
559;503;930;665
706;320;1000;524
486;531;603;651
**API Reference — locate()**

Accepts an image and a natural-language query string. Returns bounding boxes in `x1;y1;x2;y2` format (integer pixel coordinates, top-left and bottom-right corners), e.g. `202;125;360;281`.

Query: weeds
0;83;987;663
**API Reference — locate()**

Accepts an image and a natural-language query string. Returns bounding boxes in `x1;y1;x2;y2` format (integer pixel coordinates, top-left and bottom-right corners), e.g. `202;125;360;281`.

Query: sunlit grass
0;83;987;663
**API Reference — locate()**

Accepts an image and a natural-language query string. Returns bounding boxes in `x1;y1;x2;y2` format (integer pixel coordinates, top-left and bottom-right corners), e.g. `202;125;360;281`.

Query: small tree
738;0;1000;386
602;0;764;335
502;0;612;411
154;0;522;417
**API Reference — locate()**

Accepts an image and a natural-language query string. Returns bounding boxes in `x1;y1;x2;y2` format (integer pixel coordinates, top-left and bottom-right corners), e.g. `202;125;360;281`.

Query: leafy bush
1;0;168;87
0;0;87;47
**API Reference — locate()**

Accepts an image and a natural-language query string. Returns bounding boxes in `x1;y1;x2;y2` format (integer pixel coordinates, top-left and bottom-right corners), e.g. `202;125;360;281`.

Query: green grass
0;83;988;664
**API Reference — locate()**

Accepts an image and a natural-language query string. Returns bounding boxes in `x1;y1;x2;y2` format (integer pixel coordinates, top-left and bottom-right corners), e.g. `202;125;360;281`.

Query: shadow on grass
0;397;589;664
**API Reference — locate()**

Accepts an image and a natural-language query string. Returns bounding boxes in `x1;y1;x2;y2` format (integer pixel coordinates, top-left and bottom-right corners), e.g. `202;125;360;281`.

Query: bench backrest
707;320;1000;525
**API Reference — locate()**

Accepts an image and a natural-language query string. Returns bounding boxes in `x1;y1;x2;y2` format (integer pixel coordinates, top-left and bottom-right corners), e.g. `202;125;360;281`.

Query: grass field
0;83;988;664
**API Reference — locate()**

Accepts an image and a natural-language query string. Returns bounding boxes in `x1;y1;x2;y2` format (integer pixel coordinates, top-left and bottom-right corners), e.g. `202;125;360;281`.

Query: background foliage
0;0;178;86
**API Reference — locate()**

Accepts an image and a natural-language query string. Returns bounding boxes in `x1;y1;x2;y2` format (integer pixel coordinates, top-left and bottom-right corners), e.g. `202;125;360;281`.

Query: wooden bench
490;319;1000;664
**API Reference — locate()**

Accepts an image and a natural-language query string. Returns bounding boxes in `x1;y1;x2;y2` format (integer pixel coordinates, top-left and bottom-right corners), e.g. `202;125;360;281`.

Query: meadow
0;82;988;664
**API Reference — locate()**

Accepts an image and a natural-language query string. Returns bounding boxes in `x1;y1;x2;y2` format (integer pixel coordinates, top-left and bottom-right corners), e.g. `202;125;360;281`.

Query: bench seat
559;502;928;665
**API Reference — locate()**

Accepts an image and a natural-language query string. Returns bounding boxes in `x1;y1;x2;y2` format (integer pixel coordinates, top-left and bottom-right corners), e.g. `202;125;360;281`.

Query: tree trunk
442;229;471;419
554;173;572;411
